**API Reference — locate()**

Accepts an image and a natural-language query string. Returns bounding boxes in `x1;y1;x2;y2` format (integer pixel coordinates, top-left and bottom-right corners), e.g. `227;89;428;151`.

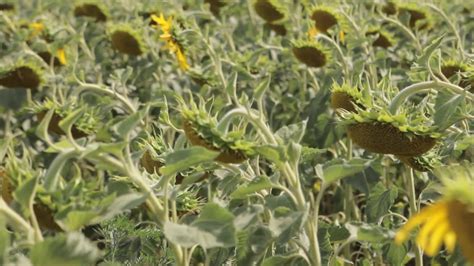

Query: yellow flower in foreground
308;26;319;39
395;200;474;262
151;13;189;71
56;48;67;65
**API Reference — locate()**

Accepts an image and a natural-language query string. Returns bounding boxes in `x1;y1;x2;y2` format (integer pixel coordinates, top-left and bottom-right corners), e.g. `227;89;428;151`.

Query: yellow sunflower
395;165;474;263
151;13;190;71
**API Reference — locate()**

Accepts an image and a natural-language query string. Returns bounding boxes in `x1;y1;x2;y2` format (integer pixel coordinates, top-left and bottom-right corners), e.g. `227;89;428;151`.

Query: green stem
316;34;350;82
405;168;423;266
388;81;474;114
0;198;35;242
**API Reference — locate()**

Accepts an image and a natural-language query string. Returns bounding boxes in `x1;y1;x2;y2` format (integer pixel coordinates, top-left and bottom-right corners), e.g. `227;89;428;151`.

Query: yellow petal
308;27;319;38
176;48;189;71
339;31;345;44
56;48;67;65
424;221;449;256
443;231;457;253
415;207;447;249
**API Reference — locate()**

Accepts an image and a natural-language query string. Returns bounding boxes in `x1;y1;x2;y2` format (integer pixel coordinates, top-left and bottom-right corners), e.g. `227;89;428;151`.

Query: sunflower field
0;0;473;265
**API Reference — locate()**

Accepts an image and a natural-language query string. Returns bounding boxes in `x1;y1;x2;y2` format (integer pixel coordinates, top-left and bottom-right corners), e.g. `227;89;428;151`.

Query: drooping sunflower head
397;3;433;30
0;60;43;90
0;3;14;11
139;134;167;174
342;108;439;156
73;0;108;22
292;39;331;68
440;60;474;90
253;0;287;23
381;1;397;15
38;47;68;66
330;83;367;113
108;23;147;56
366;27;395;49
204;0;228;17
264;22;287;36
310;5;340;33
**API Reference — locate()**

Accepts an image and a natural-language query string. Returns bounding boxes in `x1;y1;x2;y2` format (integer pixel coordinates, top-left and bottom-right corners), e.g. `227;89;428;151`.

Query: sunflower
330;83;366;113
440;60;473;90
73;1;108;22
0;3;14;11
253;0;286;23
38;48;68;66
397;4;432;30
109;24;146;56
310;5;339;33
204;0;227;17
366;28;395;49
395;165;474;262
264;22;287;36
292;39;330;68
29;22;45;38
0;62;43;90
151;13;190;71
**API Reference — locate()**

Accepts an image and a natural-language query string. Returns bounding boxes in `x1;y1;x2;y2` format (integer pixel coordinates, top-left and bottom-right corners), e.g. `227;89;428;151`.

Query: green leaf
113;105;149;138
225;72;238;97
275;120;307;144
231;176;272;199
96;193;146;223
254;75;271;104
254;145;287;164
44;149;80;191
13;176;38;210
164;203;235;249
0;217;9;263
366;183;398;223
382;243;408;266
262;254;309;266
346;222;394;243
160;147;219;177
323;159;370;184
233;204;264;230
30;232;102;266
269;207;305;239
416;35;444;66
58;107;85;137
62;210;99;231
434;93;464;131
35;109;55;141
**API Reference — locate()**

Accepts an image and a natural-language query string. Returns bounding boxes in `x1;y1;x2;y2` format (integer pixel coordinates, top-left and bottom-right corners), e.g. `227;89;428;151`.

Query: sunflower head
440;60;474;90
292;39;330;68
264;22;287;36
108;23;146;56
0;61;43;90
397;3;433;30
366;28;395;49
73;1;108;22
310;5;340;33
139;136;166;174
381;1;397;15
342;109;439;156
38;47;68;66
396;165;474;262
253;0;287;23
204;0;227;17
0;3;14;11
31;98;100;138
330;83;366;113
180;101;255;164
396;151;440;172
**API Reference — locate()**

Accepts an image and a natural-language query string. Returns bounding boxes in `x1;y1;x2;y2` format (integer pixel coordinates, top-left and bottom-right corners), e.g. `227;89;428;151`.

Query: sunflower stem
405;168;423;266
388;80;474;114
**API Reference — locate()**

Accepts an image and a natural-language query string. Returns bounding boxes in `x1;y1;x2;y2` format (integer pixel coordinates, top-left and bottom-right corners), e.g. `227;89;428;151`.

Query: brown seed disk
330;91;358;112
0;3;14;11
0;66;41;90
396;155;431;172
254;0;284;22
399;8;428;29
74;4;107;22
292;46;326;68
347;122;436;156
265;23;287;36
33;203;62;231
311;10;337;33
36;111;88;139
110;31;143;56
140;150;163;174
1;170;14;204
366;31;391;48
38;51;63;66
446;201;474;263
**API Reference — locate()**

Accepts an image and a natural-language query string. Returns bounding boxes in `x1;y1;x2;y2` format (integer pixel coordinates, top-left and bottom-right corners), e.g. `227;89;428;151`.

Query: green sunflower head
108;23;147;56
253;0;287;23
0;60;43;90
330;83;367;112
73;0;108;22
30;98;101;137
310;5;341;33
204;0;228;17
292;39;331;68
366;27;395;49
179;99;255;163
440;60;474;90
